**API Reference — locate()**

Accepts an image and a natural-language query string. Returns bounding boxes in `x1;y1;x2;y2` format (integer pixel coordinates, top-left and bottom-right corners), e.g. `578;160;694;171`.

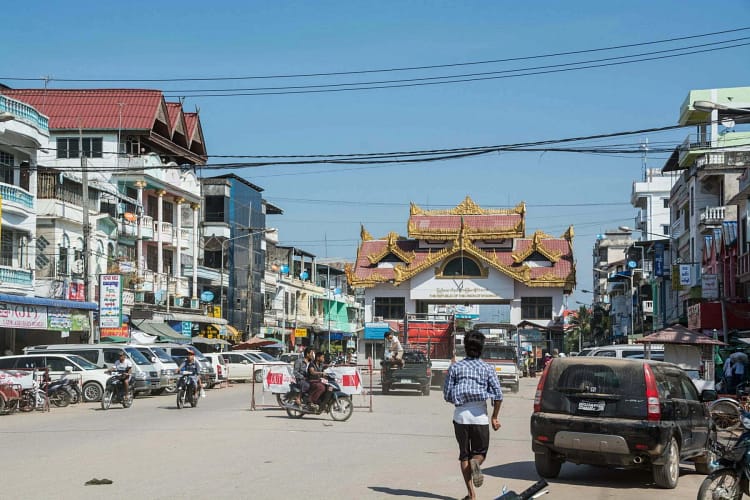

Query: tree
565;305;592;352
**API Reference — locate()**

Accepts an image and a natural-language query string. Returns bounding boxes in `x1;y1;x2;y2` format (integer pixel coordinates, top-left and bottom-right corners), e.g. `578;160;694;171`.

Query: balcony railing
0;183;34;211
699;206;727;226
119;220;137;238
670;218;684;239
140;215;153;239
678;134;711;165
173;228;190;248
154;221;173;240
0;266;33;286
0;95;49;132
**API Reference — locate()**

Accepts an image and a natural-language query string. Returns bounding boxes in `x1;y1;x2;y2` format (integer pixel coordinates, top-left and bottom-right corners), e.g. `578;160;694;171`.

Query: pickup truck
457;342;520;392
381;349;432;396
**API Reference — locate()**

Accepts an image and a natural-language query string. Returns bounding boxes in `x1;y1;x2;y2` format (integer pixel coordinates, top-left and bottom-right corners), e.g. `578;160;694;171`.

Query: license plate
578;400;605;412
399;379;412;384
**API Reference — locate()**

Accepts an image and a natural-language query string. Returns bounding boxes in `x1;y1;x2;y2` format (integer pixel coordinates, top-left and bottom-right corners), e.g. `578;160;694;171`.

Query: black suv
530;357;716;489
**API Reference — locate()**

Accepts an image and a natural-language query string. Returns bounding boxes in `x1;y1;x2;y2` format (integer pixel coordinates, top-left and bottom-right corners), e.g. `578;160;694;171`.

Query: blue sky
4;1;750;306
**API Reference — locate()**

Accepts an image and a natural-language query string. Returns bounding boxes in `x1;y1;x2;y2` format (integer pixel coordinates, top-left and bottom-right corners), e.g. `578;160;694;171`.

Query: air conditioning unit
171;296;184;308
189;298;199;309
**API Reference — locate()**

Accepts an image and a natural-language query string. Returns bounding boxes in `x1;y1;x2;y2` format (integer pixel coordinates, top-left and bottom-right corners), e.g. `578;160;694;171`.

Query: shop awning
225;325;241;339
192;336;230;346
165;312;227;325
132;320;189;343
0;293;97;310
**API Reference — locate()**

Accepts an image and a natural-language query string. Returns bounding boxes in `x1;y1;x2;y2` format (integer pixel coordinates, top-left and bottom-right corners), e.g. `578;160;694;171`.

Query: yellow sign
212;306;222;318
294;327;307;338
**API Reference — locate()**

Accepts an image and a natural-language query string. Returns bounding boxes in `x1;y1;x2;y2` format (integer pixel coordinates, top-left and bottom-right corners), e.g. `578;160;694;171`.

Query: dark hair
463;331;485;358
384;332;392;339
304;347;314;357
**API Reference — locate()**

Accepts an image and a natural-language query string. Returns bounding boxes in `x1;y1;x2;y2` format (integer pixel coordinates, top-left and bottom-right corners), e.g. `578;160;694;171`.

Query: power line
3;26;747;83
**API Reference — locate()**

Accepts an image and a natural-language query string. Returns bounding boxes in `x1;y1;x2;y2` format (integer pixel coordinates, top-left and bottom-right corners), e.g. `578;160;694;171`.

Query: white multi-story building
631;168;677;240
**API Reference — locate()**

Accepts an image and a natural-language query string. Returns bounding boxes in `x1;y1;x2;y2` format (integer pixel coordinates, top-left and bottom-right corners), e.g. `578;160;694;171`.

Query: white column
135;181;146;276
156;189;165;276
191;203;199;300
175;197;184;278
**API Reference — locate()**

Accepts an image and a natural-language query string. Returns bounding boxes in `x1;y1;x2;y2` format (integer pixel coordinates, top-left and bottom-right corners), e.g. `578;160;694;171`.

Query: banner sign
327;366;363;395
294;327;307;338
99;274;123;328
262;364;295;393
0;369;35;390
0;303;47;329
702;274;719;299
654;243;664;277
679;264;692;286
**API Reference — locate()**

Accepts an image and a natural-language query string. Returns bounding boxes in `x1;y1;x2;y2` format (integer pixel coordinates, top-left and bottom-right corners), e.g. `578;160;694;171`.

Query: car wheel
534;451;562;478
82;382;103;402
653;437;680;489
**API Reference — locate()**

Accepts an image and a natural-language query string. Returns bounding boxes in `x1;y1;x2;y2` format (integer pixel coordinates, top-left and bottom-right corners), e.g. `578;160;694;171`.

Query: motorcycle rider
178;350;203;399
293;347;315;407
307;350;327;410
113;352;133;400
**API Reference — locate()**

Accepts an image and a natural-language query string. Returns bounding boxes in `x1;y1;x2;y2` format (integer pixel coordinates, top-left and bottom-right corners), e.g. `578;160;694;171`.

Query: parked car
0;353;110;402
203;352;229;386
231;350;289;383
584;345;665;360
128;345;179;394
24;344;158;395
530;357;717;489
280;352;302;364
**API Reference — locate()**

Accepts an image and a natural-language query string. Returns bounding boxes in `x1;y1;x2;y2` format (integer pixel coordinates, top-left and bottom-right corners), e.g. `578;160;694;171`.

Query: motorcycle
176;371;199;409
101;369;134;410
496;479;548;500
697;409;750;499
45;378;74;408
278;371;353;422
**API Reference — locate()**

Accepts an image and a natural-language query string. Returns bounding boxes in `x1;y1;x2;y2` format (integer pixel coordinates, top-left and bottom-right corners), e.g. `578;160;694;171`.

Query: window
662;225;670;236
204;196;226;223
374;297;405;320
521;297;553;320
46;357;71;372
442;257;482;277
56;138;103;159
0;151;14;184
593;350;616;357
663;198;669;209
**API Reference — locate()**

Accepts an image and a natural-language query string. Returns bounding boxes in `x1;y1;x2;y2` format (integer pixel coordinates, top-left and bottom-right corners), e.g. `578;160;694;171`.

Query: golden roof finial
360;224;373;241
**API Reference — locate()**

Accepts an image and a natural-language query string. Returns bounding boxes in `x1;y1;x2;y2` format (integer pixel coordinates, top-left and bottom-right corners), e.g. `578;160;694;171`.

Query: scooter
101;370;134;410
176;371;199;409
496;479;548;499
697;409;750;499
279;371;353;422
45;378;74;408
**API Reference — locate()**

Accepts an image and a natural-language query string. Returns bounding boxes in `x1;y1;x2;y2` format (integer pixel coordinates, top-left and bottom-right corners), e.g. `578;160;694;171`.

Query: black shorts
453;421;489;461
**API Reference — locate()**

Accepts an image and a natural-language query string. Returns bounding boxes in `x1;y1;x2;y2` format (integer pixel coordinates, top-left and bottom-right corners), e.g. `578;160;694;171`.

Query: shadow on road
485;460;696;490
368;486;454;499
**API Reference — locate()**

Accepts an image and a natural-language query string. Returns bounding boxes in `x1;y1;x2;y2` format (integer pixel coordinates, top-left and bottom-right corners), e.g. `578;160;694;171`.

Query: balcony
119;220;137;238
153;221;172;241
173;228;190;249
0;266;33;287
0;95;48;133
699;205;727;232
635;211;647;231
0;183;34;212
670;218;684;239
140;215;153;239
678;134;711;167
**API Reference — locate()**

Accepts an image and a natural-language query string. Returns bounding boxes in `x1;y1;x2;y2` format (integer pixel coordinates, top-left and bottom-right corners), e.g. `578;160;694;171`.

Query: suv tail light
643;364;661;421
217;364;222;377
534;362;552;413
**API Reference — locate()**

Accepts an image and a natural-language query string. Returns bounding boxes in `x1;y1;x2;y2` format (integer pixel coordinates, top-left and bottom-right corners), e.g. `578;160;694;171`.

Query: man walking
443;330;503;500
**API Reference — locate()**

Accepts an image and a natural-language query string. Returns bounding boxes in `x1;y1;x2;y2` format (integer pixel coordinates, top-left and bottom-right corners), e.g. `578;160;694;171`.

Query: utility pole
80;125;94;343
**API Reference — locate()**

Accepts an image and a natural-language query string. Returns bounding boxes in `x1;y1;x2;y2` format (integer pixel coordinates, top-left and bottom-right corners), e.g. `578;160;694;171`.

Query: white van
128;344;179;394
0;353;110;402
24;344;159;395
585;344;665;360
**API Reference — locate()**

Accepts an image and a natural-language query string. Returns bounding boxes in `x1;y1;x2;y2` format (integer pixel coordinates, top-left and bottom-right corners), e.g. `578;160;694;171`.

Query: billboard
99;274;123;328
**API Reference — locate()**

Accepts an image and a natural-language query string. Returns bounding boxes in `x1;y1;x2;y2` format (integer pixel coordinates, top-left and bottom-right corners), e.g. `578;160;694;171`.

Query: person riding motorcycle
307;351;327;410
112;352;133;400
293;347;315;407
178;350;203;398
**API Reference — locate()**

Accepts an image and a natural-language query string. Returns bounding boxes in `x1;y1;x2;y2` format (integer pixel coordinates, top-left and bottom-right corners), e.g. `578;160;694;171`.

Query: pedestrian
443;330;503;500
723;355;734;394
731;350;748;394
384;331;404;369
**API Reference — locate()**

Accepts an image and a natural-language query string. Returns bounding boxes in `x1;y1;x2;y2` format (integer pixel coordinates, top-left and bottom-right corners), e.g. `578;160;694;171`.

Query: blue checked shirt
443;357;503;406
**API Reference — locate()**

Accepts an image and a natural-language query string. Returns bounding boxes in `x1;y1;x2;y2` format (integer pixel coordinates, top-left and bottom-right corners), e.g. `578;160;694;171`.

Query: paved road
1;376;707;499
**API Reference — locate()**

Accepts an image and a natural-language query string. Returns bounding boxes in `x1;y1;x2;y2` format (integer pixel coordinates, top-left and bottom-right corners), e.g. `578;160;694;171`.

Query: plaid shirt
443;357;503;406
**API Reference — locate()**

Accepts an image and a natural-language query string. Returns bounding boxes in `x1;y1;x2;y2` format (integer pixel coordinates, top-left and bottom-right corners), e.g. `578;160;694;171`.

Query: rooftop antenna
640;138;649;181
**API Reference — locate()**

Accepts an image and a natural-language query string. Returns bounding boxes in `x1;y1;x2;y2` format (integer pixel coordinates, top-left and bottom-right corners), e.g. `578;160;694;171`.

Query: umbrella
730;351;749;364
231;337;277;350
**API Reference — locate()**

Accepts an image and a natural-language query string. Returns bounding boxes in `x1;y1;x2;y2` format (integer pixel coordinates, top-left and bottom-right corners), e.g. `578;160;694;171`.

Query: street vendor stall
636;324;724;391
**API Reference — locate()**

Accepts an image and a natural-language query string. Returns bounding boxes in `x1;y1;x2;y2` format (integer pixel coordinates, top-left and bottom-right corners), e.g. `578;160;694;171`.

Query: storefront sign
294;327;307;338
181;321;193;338
679;264;692;286
0;303;47;329
67;281;85;301
654;243;664;277
101;325;129;338
122;291;135;307
702;274;719;299
99;274;123;328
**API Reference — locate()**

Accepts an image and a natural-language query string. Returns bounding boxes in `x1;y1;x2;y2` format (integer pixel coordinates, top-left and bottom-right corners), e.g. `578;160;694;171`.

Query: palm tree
566;305;592;352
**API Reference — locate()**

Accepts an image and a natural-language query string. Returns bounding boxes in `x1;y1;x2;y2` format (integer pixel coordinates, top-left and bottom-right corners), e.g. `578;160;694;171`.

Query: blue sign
364;322;390;340
654;243;664;277
627;260;637;269
280;265;289;274
181;321;193;338
200;291;214;303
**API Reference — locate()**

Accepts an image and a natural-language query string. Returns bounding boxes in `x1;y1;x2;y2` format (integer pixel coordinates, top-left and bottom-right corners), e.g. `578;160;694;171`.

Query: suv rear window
404;351;428;363
542;360;647;419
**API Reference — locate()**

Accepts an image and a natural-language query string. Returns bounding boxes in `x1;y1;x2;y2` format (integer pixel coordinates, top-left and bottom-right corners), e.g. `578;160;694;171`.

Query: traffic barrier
249;361;374;412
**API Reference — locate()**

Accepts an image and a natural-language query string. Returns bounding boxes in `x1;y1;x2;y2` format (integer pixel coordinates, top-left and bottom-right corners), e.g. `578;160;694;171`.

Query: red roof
636;324;725;345
408;214;522;236
1;89;165;130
